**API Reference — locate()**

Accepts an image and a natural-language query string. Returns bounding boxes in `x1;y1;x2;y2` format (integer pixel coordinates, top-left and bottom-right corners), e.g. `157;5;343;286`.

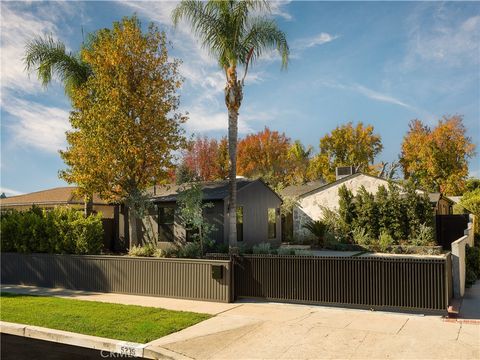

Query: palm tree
172;0;289;247
24;35;92;98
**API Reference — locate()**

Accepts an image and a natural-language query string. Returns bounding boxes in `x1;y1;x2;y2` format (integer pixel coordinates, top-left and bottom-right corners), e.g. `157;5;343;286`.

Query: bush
0;207;103;254
178;242;202;258
466;244;480;287
252;243;271;254
410;223;434;246
303;220;327;247
276;247;295;255
379;230;394;252
352;227;372;246
128;243;156;257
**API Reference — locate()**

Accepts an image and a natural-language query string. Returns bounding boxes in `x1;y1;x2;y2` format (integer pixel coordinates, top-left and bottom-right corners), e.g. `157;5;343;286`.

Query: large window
158;207;174;242
268;208;277;239
237;207;243;242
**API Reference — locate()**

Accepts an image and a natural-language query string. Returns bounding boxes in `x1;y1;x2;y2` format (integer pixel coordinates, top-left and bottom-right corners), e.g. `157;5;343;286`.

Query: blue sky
1;1;479;196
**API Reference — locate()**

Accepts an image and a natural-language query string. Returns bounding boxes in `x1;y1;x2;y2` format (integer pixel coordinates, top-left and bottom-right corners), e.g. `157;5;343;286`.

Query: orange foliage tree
237;127;292;187
400;115;475;195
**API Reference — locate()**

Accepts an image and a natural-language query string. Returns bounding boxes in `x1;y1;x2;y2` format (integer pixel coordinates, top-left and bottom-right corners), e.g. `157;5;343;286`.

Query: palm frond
24;35;91;96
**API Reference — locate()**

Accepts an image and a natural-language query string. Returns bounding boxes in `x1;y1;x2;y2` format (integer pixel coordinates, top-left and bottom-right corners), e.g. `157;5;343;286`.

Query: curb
0;321;191;359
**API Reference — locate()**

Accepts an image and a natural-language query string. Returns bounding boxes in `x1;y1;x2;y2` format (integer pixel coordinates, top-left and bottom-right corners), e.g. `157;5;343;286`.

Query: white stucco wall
293;174;390;240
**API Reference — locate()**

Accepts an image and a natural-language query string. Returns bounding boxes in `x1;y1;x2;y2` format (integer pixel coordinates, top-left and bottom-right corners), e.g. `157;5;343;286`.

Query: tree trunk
225;66;243;248
227;107;239;247
128;207;139;248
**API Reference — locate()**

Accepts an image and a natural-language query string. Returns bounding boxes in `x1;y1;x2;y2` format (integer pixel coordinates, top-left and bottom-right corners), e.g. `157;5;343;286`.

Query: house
280;168;453;241
129;179;283;248
0;187;119;250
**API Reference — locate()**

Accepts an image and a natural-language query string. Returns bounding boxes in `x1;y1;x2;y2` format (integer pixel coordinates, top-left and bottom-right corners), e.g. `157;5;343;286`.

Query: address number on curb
115;341;145;357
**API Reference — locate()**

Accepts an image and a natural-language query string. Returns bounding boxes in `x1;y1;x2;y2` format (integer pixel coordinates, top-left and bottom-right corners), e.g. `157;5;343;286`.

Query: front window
158;206;174;242
268;208;277;239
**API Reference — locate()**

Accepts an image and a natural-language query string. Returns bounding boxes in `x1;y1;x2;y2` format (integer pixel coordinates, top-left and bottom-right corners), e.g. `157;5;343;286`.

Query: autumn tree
237;127;292;187
400;115;475;195
181;136;229;182
60;17;185;246
313;122;383;182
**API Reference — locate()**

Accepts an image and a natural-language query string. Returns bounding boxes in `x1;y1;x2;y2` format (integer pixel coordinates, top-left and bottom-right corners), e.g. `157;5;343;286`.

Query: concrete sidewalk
2;284;479;359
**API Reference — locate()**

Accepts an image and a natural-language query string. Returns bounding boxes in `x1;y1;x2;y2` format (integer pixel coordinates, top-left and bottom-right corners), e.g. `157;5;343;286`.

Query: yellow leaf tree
60;17;186;246
311;122;383;182
400;115;475;195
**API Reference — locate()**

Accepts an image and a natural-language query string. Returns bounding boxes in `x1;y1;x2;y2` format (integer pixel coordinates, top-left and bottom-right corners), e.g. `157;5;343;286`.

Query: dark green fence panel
232;254;451;313
1;253;232;303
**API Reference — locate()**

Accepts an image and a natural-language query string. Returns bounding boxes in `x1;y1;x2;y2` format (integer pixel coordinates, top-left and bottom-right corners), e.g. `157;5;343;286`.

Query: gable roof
0;187;108;206
280;179;327;198
151;179;269;203
428;192;454;205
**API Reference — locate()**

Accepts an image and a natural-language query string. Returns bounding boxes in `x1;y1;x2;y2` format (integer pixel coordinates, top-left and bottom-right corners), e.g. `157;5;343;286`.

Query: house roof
151;179;280;203
0;187;108;207
428;192;454;205
280;179;327;198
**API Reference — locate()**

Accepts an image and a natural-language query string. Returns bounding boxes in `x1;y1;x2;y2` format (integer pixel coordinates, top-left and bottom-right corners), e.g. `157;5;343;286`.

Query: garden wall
1;253;232;302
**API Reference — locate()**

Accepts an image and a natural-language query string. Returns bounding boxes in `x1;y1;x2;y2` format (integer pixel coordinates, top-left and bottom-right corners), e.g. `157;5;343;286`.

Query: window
268;208;277;239
158;207;174;242
237;207;243;242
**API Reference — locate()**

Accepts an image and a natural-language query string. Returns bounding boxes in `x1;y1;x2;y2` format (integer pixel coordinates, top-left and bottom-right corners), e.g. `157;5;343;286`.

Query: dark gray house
124;179;282;249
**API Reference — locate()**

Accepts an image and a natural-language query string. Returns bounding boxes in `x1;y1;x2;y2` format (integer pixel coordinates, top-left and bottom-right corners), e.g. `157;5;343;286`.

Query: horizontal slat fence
1;253;232;302
230;254;451;313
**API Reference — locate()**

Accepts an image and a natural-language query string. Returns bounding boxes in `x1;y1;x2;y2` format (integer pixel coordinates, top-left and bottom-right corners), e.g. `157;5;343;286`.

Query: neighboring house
0;187;119;250
280;168;453;241
130;179;282;248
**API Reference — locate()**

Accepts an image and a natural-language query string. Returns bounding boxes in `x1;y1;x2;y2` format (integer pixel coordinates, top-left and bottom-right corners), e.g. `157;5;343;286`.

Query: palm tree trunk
225;66;243;248
227;107;239;247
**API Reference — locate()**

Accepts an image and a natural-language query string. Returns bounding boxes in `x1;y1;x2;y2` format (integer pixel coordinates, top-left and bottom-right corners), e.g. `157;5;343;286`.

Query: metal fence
232;254;452;313
1;253;232;302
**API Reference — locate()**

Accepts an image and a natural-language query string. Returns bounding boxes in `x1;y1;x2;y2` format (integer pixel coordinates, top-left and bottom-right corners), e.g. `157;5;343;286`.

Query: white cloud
2;98;71;153
293;32;339;50
0;3;57;93
0;187;24;196
270;1;293;21
404;5;480;68
184;106;253;134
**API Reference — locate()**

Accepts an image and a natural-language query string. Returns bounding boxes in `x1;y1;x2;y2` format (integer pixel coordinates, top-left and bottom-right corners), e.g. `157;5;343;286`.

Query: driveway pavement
3;284;479;359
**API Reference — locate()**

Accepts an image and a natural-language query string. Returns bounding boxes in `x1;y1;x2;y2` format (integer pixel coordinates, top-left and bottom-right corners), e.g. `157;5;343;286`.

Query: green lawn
0;292;211;343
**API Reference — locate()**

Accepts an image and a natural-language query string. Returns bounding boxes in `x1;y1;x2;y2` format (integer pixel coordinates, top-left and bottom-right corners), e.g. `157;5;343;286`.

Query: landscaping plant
303;220;327;247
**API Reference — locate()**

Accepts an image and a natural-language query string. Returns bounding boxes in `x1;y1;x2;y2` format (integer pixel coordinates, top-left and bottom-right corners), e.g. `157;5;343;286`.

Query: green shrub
352;227;372;246
465;244;480;287
276;247;295;255
294;249;313;256
303;220;327;247
379;230;394;252
128;243;156;257
252;243;271;254
410;223;434;246
178;242;202;258
0;207;103;254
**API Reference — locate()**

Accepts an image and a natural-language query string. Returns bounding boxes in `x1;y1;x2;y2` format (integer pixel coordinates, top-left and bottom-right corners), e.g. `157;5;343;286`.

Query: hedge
0;206;103;254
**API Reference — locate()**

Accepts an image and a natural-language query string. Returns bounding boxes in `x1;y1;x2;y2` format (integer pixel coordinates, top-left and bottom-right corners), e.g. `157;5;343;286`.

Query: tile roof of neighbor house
280;179;327;198
151;179;263;202
0;187;108;206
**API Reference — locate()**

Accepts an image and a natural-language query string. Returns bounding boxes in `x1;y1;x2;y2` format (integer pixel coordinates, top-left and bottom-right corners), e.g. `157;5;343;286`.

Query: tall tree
172;0;289;247
59;17;186;246
400;116;475;195
182;136;229;181
315;122;383;182
237;127;292;187
24;35;92;98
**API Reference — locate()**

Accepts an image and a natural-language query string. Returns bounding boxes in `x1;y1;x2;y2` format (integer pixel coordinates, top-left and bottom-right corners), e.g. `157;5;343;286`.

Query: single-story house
0;187;119;250
280;168;454;242
128;179;283;249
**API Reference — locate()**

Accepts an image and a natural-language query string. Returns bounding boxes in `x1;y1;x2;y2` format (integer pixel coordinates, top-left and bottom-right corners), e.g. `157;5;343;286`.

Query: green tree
338;185;356;228
177;183;216;255
24;35;92;98
60;17;185;247
353;186;379;239
172;0;289;247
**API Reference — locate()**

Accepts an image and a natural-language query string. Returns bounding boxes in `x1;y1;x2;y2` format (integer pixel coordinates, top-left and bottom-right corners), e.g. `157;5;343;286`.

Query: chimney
336;166;356;181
